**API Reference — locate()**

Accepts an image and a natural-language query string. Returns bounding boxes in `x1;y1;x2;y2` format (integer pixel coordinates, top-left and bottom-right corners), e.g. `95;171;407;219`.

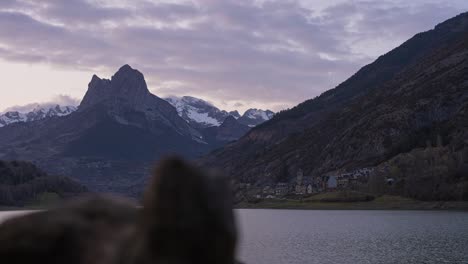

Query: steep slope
200;12;468;200
0;105;76;128
80;65;198;139
201;116;250;147
228;110;241;119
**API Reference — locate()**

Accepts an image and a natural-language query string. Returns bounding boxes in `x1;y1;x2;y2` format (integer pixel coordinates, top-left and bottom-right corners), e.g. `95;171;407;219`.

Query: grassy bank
237;194;468;211
3;193;468;211
0;192;66;211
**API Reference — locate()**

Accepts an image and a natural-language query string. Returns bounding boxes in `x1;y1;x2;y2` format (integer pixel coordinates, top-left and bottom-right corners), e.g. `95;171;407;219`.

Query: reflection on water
0;210;37;223
1;209;468;264
236;210;468;264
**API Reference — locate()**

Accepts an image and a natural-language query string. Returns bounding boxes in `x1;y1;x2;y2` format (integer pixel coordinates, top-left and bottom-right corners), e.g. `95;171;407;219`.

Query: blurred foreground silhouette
0;157;238;264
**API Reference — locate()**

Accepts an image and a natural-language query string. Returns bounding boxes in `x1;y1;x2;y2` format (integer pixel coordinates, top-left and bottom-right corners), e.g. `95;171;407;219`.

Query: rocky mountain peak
221;115;238;127
228;111;241;119
164;95;274;129
164;95;228;129
111;64;148;95
77;65;198;139
80;65;150;110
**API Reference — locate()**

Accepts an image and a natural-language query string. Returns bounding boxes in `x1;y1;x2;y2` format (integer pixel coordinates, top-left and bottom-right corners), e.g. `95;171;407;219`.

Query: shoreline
235;196;468;211
2;195;468;212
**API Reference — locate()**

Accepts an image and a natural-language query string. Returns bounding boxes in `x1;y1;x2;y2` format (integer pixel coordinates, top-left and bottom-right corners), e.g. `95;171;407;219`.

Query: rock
201;115;250;146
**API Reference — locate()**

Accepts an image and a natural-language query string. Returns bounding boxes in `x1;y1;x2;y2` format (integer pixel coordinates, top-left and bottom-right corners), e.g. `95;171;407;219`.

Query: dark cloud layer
0;0;466;111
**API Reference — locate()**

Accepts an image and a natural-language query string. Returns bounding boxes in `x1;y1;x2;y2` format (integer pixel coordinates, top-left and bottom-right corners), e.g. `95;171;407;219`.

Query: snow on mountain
238;108;275;127
229;110;241;119
165;96;275;129
1;95;275;130
164;96;230;129
245;108;274;120
0;104;77;127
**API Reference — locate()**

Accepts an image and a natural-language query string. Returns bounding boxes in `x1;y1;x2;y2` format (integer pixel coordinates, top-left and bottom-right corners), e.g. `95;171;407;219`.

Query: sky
0;0;467;113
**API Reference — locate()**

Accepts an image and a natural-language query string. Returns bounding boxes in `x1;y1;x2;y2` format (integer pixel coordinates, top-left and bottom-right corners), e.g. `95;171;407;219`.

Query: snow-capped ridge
0;105;77;128
164;96;228;128
238;108;274;127
164;95;275;129
244;108;274;120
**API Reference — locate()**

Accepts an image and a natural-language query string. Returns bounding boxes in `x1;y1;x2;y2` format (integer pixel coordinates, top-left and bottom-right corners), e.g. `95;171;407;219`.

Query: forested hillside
200;12;468;201
0;160;87;206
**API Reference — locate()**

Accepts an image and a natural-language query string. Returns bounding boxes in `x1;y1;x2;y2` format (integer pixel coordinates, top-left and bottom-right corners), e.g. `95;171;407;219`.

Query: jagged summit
79;65;199;138
80;65;154;110
220;115;238;127
229;111;241;119
164;95;274;129
80;64;150;110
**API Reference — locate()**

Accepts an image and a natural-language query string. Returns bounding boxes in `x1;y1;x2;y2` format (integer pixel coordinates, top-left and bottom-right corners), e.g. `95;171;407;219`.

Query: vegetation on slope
0;160;87;206
200;12;468;202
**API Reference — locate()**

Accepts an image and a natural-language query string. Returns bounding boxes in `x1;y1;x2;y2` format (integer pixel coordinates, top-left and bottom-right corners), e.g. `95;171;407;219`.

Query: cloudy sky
0;0;467;113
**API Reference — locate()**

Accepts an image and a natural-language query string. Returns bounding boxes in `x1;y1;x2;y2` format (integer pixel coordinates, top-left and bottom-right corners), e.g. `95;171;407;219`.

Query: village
239;167;384;200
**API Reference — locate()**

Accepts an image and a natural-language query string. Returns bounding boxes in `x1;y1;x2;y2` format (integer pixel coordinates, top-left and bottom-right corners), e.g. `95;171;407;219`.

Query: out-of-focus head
0;157;237;264
138;157;237;264
0;195;137;264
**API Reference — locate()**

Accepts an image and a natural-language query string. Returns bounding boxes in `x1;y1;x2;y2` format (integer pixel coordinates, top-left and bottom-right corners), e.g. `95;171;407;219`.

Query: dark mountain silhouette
200;12;468;200
201;116;250;147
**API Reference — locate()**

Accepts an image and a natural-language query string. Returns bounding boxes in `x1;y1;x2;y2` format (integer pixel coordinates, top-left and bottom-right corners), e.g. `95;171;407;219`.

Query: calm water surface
236;210;468;264
1;210;468;264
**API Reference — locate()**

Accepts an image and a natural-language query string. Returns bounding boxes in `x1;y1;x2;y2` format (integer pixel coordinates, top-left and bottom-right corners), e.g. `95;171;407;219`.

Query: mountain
79;65;200;140
238;108;275;127
164;96;232;129
0;65;271;196
228;110;241;119
164;96;273;129
199;12;468;201
0;65;213;195
0;105;76;128
201;116;250;147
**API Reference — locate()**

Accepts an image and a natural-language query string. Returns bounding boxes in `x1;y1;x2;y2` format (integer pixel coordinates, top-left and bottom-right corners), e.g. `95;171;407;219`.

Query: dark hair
0;157;238;264
133;157;237;264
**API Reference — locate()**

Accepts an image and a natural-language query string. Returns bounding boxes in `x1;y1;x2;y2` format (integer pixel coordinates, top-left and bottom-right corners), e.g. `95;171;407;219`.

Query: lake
1;210;468;263
236;210;468;264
